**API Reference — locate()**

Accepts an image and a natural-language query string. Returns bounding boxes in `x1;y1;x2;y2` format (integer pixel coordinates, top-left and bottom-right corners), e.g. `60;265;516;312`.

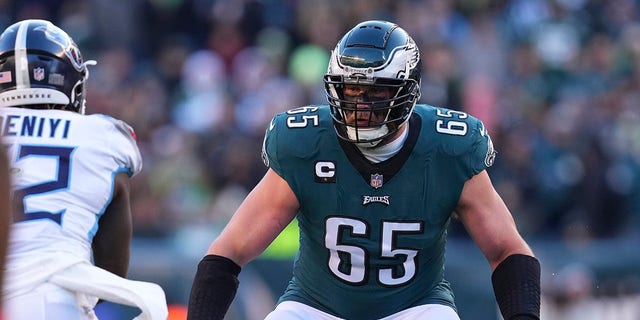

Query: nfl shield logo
33;67;45;81
370;173;383;189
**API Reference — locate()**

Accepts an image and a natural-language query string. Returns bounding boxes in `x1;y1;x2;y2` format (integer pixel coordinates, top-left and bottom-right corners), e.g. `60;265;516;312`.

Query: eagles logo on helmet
324;20;421;148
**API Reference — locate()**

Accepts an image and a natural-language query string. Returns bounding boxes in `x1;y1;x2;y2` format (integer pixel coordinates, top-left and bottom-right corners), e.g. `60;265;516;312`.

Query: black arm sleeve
491;254;541;320
187;254;241;320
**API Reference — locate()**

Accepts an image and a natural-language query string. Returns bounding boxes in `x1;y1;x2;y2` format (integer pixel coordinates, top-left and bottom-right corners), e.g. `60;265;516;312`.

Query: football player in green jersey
188;20;540;320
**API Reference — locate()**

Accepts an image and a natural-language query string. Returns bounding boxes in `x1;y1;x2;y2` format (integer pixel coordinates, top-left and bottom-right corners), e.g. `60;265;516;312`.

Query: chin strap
77;60;97;114
347;125;389;148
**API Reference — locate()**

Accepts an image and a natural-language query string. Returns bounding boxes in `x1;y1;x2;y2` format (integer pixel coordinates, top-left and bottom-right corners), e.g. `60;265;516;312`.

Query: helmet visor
339;48;387;68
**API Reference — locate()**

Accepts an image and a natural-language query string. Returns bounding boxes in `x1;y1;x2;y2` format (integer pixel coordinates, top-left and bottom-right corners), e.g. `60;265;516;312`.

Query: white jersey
1;106;141;268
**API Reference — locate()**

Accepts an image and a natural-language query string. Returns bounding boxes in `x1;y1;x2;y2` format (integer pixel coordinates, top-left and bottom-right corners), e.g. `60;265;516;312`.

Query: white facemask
346;125;389;148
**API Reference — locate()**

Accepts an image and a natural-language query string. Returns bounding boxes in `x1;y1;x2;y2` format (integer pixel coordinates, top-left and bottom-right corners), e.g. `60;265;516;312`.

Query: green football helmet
324;20;421;147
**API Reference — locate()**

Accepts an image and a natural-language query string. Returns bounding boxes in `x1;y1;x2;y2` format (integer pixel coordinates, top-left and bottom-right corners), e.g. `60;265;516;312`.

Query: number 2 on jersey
13;145;74;225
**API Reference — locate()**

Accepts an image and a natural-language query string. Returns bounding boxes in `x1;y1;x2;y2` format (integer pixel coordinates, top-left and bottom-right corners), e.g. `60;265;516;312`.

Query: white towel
3;252;84;300
49;261;169;320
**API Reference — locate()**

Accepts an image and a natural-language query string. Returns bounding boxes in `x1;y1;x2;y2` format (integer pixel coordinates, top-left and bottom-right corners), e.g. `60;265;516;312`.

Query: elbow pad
491;254;541;320
187;254;241;320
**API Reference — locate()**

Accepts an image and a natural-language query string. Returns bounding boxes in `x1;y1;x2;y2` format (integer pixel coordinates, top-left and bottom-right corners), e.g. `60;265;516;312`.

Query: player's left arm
456;170;532;268
91;117;140;277
455;170;540;320
92;171;132;277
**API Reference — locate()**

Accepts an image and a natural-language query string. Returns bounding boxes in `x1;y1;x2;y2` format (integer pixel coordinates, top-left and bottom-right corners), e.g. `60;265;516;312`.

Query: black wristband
491;254;541;320
187;254;241;320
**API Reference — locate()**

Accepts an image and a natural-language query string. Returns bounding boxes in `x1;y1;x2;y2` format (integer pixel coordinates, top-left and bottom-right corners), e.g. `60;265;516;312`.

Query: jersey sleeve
102;116;143;177
428;106;496;180
261;113;284;176
467;119;496;175
260;106;326;180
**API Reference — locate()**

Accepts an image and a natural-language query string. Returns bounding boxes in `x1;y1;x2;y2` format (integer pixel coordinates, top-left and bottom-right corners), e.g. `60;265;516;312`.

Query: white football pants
264;301;461;320
4;282;90;320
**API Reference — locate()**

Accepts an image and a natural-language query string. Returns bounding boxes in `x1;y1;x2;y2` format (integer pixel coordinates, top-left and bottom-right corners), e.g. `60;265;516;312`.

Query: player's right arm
207;168;299;266
208;108;301;265
188;110;301;320
187;169;299;320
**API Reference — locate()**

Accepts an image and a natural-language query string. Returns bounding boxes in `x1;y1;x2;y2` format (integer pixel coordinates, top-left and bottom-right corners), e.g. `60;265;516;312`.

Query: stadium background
6;0;640;319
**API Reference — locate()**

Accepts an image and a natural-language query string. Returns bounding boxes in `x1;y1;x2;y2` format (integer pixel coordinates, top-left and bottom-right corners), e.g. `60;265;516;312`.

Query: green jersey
262;104;495;320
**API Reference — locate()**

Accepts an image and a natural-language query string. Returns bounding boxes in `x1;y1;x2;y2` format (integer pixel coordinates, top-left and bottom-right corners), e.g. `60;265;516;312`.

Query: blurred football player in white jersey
0;20;168;320
0;134;10;315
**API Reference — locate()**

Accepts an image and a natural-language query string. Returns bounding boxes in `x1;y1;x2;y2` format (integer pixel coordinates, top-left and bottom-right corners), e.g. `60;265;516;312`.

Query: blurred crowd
6;0;640;243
